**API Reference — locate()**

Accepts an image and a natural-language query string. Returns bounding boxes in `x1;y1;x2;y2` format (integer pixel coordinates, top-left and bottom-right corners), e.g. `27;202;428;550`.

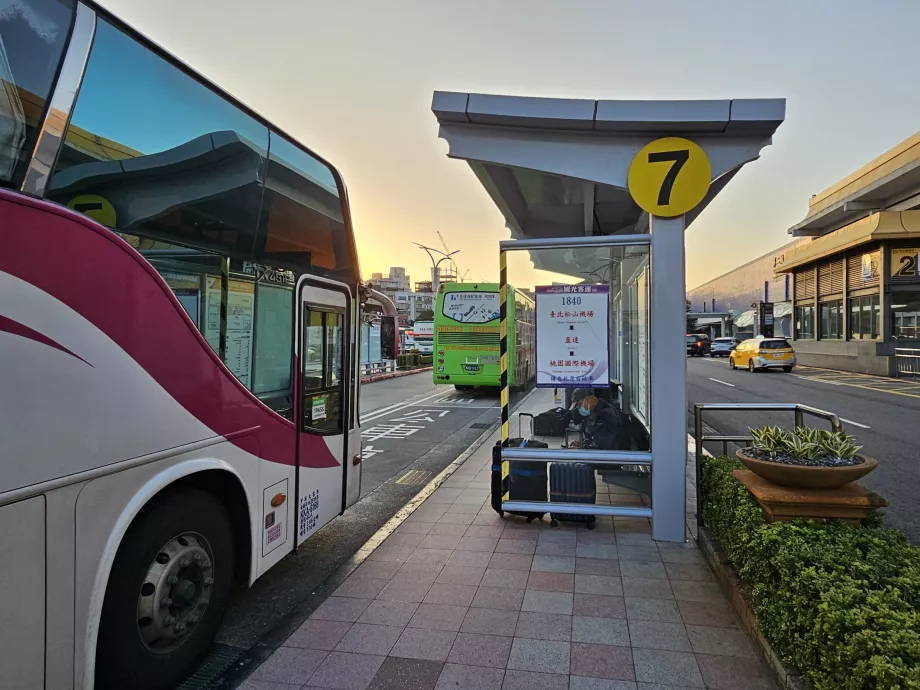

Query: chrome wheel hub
136;532;214;653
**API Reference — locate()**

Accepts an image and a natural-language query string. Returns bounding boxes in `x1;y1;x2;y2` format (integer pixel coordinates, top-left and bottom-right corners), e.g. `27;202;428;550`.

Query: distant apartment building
368;267;410;297
368;267;435;323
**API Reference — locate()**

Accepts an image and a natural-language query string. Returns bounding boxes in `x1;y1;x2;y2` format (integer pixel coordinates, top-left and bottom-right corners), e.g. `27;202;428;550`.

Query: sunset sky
100;0;920;291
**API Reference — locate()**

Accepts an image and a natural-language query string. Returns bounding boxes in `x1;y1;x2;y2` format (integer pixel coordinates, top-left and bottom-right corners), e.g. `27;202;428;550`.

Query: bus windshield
0;0;74;187
441;291;499;324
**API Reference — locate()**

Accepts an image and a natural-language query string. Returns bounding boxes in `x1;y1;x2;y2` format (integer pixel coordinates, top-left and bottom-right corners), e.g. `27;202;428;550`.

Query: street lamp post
414;243;460;295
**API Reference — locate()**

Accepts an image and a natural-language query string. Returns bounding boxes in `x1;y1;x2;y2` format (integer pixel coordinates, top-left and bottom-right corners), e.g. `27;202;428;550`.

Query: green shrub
395;352;433;368
701;456;920;689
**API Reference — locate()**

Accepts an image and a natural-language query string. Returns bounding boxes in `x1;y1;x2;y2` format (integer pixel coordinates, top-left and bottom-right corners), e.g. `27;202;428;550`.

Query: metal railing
693;403;843;534
895;348;920;378
499;447;653;519
361;360;396;376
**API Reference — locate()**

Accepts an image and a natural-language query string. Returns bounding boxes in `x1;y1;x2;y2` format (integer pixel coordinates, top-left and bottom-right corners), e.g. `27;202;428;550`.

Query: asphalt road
211;374;500;654
686;356;920;543
360;370;439;416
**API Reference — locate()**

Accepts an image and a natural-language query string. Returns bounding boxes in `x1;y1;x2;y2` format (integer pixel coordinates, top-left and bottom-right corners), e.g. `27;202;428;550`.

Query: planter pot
736;449;877;490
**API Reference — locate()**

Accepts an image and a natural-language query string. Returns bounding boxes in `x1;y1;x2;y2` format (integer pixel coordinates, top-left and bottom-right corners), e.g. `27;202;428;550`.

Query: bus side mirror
380;317;397;360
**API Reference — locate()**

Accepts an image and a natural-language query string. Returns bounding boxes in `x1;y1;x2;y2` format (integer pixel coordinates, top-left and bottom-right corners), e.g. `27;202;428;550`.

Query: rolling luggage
549;462;596;529
532;407;570;437
490;414;548;522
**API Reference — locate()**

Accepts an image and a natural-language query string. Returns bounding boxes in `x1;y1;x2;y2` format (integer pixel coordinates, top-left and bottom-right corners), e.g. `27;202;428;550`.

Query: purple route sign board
535;284;609;388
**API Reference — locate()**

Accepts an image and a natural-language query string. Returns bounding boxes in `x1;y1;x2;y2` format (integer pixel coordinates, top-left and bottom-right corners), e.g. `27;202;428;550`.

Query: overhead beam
843;200;880;212
584;182;596;236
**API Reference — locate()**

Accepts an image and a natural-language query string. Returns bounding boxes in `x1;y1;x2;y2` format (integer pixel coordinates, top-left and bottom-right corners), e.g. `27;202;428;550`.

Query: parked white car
710;336;742;357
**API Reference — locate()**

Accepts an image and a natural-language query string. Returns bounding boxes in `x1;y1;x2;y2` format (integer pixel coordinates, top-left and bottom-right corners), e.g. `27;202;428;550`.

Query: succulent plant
781;433;820;460
749;425;788;457
794;426;822;445
747;425;862;462
817;431;862;460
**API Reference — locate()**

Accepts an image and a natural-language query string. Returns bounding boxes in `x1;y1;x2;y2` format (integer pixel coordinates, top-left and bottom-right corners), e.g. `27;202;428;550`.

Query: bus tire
95;487;235;690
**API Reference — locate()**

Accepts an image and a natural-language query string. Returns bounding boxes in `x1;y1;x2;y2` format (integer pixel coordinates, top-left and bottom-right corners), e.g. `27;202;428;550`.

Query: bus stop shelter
432;92;785;541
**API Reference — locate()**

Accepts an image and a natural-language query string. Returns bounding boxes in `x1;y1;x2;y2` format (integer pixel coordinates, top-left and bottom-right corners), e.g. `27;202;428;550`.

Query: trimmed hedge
396;352;433;368
701;456;920;690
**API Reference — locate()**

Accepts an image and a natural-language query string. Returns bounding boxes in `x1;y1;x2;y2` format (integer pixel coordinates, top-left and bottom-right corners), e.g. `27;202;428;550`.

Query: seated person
570;389;629;450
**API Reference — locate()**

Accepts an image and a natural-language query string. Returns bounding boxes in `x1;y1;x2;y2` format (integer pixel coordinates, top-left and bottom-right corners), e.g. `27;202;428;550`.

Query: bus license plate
773;353;784;359
464;364;481;372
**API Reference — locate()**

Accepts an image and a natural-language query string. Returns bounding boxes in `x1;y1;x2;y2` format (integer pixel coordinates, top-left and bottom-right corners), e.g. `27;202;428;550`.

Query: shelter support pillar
650;214;688;542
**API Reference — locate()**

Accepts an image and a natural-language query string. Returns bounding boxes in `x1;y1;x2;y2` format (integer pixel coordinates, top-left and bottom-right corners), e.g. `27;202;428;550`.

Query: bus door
296;277;354;545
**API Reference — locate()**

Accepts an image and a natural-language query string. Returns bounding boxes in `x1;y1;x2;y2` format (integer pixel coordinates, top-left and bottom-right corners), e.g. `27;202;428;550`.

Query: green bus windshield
440;290;499;324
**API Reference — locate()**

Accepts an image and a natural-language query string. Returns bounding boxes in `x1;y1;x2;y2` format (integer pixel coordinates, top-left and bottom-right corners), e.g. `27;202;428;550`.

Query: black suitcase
549;462;596;528
490;414;548;521
533;408;570;437
491;443;547;521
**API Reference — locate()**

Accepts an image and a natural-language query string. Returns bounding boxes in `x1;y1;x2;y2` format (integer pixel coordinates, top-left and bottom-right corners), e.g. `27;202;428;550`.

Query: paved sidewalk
240;422;777;689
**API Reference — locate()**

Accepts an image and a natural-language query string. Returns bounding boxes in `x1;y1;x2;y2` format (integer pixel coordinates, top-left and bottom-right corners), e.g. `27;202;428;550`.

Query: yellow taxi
729;337;796;373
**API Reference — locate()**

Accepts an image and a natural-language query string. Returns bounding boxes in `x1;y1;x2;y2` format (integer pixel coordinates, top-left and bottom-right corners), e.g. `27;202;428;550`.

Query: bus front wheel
95;487;235;690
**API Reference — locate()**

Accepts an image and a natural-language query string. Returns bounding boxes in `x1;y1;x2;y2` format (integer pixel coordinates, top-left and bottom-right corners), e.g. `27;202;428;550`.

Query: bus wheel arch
86;461;252;690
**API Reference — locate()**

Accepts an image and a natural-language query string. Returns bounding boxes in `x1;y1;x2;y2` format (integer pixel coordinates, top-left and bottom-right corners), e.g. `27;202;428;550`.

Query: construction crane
436;231;451;256
432;231;460;283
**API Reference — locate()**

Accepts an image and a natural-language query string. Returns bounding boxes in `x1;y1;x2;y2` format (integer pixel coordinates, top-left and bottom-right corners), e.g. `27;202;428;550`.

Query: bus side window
252;283;295;420
115;235;296;420
302;308;344;433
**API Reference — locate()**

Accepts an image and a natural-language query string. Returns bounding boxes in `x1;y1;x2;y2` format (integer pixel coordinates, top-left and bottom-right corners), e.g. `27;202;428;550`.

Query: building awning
789;131;920;237
774;210;920;274
734;310;756;328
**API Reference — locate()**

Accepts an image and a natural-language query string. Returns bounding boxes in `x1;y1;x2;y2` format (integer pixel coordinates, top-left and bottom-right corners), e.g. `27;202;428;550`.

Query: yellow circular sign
68;194;117;228
627;137;711;217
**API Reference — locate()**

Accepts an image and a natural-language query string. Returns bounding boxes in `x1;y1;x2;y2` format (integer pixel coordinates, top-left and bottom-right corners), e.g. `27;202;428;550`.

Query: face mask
578;406;591;417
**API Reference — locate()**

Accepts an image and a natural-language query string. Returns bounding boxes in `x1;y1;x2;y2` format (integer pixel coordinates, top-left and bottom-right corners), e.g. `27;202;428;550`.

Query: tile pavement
239;422;777;690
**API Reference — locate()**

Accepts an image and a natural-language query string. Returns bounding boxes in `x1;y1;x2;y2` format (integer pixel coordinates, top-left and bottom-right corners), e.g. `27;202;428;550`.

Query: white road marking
839;417;871;429
412;401;499;410
361;390;453;422
708;378;735;387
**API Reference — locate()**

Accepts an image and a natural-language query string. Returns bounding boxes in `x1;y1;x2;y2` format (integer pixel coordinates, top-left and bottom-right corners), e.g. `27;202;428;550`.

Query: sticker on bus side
266;522;282;545
312;396;326;420
299;489;320;538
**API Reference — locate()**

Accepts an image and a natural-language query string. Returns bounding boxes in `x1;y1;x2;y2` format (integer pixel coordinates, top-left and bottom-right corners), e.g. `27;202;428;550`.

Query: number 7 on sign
647;149;689;206
627;136;712;218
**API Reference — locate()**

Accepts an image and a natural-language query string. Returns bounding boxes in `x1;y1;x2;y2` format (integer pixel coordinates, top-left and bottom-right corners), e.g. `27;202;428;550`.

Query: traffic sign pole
627;136;708;542
649;213;688;542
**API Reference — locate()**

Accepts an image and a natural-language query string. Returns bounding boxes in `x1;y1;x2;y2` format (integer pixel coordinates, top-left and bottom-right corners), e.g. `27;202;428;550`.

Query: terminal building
687;132;920;375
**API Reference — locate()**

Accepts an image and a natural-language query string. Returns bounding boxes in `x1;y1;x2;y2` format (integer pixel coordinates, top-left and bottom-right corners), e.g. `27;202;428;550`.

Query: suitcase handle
518;412;535;443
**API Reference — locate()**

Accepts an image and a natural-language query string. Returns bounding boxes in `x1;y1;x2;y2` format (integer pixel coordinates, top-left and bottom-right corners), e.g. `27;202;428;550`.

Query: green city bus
433;282;535;389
